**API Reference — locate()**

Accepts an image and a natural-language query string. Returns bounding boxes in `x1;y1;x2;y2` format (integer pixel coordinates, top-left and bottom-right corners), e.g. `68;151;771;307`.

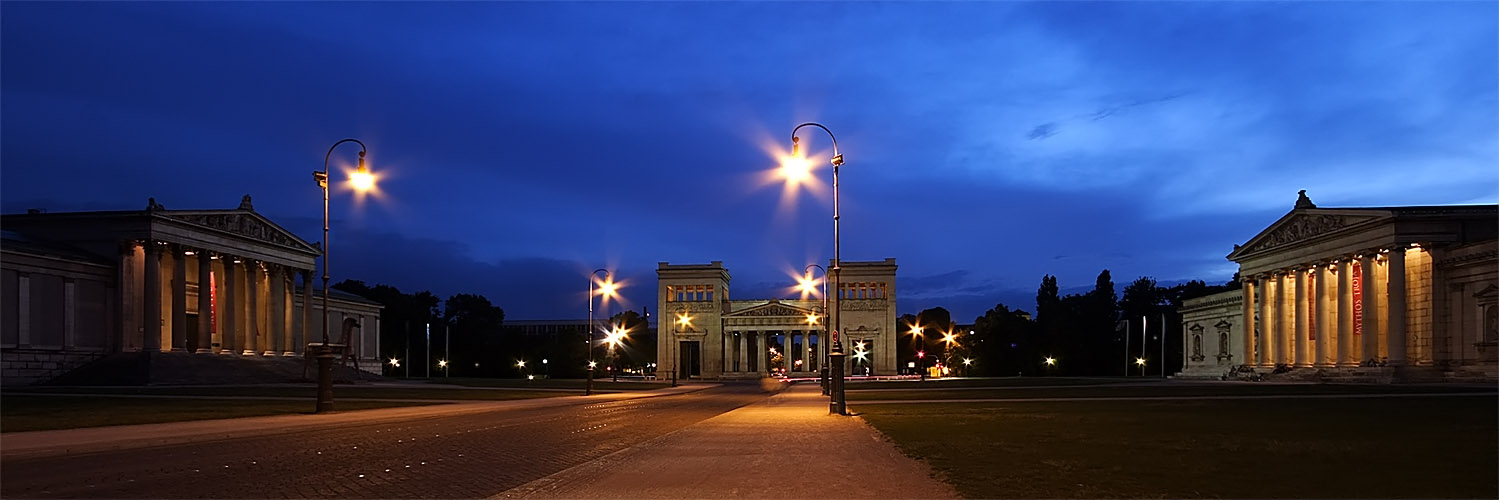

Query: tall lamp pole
586;268;612;396
312;138;372;413
803;264;829;395
789;123;846;415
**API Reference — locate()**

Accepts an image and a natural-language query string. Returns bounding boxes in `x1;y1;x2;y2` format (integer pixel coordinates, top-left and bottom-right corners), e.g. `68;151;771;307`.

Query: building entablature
1229;192;1496;277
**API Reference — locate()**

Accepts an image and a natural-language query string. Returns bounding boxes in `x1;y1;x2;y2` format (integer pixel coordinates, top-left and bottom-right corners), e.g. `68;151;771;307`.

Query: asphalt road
1;384;771;499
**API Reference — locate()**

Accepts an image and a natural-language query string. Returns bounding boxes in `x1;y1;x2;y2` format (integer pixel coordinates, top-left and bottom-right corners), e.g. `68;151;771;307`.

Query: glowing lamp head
1045;357;1056;366
1135;357;1146;366
516;360;526;367
963;358;973;366
677;313;692;328
806;313;819;325
348;151;376;192
588;361;598;368
943;332;957;344
437;359;448;368
917;350;926;359
797;273;819;295
596;278;618;298
388;357;400;367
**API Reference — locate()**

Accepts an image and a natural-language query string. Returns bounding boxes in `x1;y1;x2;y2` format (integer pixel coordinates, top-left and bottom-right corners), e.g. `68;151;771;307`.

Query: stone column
1386;250;1408;365
143;242;163;352
801;331;811;374
1242;279;1256;366
171;248;188;352
300;270;313;353
1277;273;1291;366
1338;259;1354;366
1315;264;1333;367
222;259;238;354
738;331;748;373
1294;269;1310;367
244;263;260;355
1256;276;1273;368
1359;255;1379;364
281;271;295;355
195;252;213;353
266;266;284;356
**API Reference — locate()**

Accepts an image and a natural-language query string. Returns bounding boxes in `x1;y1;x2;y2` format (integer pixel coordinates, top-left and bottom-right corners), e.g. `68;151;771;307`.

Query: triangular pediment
1228;208;1391;261
725;300;815;318
158;210;321;255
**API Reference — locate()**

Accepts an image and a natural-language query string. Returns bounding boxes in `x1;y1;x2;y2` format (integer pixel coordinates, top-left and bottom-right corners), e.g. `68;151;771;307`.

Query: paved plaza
1;382;956;499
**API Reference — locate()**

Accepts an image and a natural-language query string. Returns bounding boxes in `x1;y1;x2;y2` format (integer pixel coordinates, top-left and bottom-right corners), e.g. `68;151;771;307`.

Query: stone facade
0;196;384;385
656;259;898;380
1204;191;1498;381
1177;289;1244;379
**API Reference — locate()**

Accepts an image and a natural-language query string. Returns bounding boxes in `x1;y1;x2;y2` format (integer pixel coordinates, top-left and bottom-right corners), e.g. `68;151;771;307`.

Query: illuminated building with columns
1179;191;1497;381
657;259;898;380
0;196;382;385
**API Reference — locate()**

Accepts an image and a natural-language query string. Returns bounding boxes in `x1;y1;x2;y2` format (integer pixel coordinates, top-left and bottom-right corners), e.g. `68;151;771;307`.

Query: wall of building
1;250;117;385
1178;289;1244;379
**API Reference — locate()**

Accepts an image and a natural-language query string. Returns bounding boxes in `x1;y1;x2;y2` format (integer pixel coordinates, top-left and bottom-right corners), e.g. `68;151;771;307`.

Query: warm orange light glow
1135;357;1146;366
797;273;820;296
676;312;692;329
910;325;924;336
779;153;813;187
942;331;957;344
806;313;819;325
350;167;376;192
596;276;619;299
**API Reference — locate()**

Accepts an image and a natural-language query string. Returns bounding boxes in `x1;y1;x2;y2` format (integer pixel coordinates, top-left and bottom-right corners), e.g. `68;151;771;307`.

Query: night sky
3;2;1495;321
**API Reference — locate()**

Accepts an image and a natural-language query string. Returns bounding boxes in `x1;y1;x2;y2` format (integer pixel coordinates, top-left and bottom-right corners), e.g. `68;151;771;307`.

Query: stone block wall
1;348;106;385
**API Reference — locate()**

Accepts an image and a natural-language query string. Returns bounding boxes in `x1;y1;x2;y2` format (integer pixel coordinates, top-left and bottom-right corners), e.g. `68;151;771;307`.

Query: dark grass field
854;382;1498;499
847;381;1497;401
1;396;437;433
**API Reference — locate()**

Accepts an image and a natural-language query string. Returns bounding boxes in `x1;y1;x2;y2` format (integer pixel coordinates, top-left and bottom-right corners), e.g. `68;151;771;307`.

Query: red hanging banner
1351;262;1363;337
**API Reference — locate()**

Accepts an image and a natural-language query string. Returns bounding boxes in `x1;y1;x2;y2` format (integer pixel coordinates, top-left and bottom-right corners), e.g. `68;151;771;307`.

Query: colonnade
722;329;823;375
136;240;314;356
1241;246;1426;368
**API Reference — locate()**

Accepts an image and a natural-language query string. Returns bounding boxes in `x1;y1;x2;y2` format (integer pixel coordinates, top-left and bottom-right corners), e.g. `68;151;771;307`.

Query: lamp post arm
318;138;367;347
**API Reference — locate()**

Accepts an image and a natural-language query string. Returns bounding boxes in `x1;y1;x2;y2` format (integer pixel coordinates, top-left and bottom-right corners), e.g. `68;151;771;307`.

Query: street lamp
1135;357;1147;376
311;138;375;413
784;122;847;415
517;359;526;378
606;323;627;382
802;264;830;395
910;324;926;381
586;269;615;396
438;359;448;377
672;310;692;387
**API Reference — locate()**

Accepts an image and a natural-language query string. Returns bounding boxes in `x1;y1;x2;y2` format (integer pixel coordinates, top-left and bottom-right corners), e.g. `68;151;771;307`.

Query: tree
972;303;1038;376
914;307;953;369
607;309;653;375
443;293;505;377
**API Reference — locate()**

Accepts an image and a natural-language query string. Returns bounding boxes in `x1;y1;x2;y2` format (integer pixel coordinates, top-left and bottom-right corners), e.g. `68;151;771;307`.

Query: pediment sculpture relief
1245;214;1376;254
173;213;298;248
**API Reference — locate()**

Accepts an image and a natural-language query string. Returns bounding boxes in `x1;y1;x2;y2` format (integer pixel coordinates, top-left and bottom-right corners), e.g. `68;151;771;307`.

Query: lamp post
801;264;830;395
911;325;926;381
312;138;373;413
586;269;614;396
785;123;846;415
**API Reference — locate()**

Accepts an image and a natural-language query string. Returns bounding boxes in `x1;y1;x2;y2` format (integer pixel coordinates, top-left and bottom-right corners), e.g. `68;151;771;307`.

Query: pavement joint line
0;383;720;460
492;386;803;499
849;391;1499;405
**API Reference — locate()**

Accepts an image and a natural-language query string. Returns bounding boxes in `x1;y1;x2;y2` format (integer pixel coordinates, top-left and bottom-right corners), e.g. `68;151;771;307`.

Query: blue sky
3;1;1495;321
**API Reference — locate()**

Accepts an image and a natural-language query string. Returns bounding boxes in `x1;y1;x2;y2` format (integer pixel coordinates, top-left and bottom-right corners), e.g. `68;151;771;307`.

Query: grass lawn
848;382;1497;401
847;377;1137;390
1;395;438;433
857;395;1499;499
